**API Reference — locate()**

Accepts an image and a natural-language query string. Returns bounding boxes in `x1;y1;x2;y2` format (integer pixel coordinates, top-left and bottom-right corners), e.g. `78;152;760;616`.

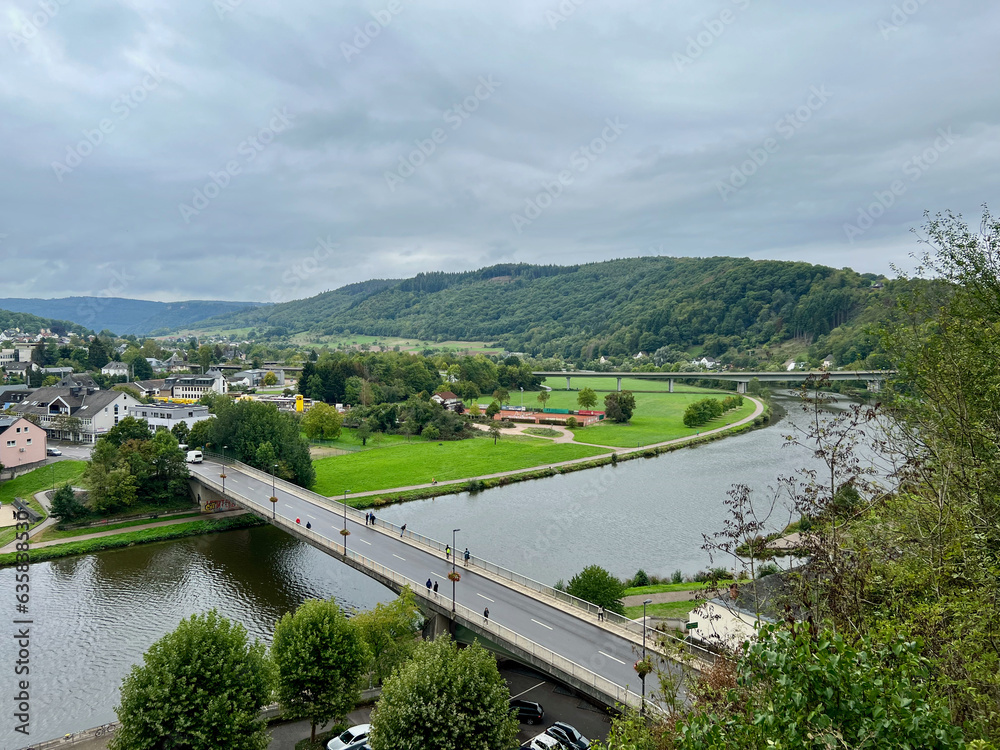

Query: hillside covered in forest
193;257;901;365
0;307;91;336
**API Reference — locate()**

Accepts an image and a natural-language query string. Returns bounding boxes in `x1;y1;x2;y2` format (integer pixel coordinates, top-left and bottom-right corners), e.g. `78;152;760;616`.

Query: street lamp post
269;463;278;519
641;598;652;714
341;490;351;553
451;528;460;613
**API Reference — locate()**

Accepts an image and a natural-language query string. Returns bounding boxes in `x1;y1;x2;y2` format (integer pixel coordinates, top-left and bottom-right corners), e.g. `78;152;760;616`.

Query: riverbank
343;395;768;509
0;513;263;567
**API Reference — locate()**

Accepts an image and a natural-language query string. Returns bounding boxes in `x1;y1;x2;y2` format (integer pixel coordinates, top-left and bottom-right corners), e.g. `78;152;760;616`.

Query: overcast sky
0;0;996;303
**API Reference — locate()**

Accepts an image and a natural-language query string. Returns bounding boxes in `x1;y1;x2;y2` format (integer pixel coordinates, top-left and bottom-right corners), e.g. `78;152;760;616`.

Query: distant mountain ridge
0;307;91;336
0;297;268;336
186;257;898;362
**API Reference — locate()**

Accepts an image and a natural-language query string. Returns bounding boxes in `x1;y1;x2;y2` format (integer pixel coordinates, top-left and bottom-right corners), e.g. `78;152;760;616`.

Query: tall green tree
565;564;626;615
368;638;518;750
537;389;550;408
604;391;635;423
272;599;370;744
111;610;272;750
301;402;343;441
352;587;422;685
577;387;598;409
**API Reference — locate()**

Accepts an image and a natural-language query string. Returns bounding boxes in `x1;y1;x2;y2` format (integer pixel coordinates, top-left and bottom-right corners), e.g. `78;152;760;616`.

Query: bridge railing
200;454;716;665
194;474;651;712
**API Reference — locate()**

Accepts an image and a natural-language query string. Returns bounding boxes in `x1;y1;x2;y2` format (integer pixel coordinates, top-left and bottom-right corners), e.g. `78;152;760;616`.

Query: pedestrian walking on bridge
483;606;489;623
433;581;439;596
426;578;432;594
464;548;470;566
445;545;451;560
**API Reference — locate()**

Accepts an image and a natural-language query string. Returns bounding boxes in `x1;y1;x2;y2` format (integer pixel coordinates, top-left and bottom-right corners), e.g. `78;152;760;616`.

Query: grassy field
312;433;607;497
624;600;700;619
33;512;203;543
533;389;757;448
624;580;737;597
540;376;718;393
0;461;88;546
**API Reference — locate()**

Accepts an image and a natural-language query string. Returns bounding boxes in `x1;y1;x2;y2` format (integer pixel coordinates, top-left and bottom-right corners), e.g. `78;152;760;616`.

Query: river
0;391;853;746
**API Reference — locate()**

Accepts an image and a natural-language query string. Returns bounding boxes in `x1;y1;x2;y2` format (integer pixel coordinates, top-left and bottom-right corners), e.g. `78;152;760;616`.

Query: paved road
189;461;671;707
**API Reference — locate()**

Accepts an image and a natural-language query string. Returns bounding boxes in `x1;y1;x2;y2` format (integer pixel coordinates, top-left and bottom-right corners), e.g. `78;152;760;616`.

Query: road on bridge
189;461;676;707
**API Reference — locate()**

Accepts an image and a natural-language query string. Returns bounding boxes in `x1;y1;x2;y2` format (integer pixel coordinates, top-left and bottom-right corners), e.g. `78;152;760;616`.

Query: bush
50;483;87;523
632;569;651;587
565;416;579;428
421;425;440;441
671;569;684;584
756;562;780;578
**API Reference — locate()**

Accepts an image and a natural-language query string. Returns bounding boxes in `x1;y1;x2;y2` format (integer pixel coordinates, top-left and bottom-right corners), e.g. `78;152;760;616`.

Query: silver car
326;723;370;750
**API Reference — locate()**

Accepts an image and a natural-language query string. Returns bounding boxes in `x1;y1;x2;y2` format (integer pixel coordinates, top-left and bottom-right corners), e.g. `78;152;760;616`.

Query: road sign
685;622;698;630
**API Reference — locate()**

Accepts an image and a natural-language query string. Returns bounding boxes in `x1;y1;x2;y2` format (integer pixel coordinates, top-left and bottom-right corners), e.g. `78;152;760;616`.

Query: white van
185;450;203;464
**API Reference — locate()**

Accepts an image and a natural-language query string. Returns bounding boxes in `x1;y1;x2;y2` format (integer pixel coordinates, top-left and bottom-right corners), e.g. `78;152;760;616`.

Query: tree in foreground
488;421;502;445
302;402;343;441
49;483;86;522
566;564;626;615
111;610;272;750
368;637;519;750
272;599;370;744
352;586;422;685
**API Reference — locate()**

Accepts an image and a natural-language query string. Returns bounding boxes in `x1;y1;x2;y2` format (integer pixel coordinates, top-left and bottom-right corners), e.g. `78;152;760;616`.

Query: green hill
0;307;91;336
186;257;901;362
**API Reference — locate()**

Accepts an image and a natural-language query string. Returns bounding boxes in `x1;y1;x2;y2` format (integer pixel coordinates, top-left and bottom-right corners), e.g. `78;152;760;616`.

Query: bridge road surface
190;461;675;705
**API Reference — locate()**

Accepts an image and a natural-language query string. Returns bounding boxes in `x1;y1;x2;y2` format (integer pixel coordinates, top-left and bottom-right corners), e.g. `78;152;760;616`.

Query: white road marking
476;593;494;602
393;554;406;561
510;681;547;700
531;618;553;630
599;650;627;665
432;572;448;580
358;539;371;545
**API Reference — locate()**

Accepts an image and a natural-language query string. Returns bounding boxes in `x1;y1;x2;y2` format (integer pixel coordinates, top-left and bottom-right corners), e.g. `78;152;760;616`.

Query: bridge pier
423;611;452;641
566;376;572;390
736;381;748;394
616;377;622;392
866;379;882;393
668;379;674;393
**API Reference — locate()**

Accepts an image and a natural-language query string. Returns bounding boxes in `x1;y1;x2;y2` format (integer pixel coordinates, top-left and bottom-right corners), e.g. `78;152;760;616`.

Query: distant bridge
533;370;894;394
188;458;711;713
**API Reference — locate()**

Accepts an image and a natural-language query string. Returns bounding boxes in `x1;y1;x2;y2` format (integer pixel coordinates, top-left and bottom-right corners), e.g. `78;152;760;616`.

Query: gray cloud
1;0;997;302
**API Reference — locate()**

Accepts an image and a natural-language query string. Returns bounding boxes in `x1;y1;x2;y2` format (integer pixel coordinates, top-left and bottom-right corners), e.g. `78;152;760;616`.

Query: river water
0;391;848;746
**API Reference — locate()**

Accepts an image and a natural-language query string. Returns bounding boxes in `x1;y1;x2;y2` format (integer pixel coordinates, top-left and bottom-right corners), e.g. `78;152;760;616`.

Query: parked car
521;733;566;750
510;698;545;725
46;447;62;456
546;722;591;749
326;723;370;750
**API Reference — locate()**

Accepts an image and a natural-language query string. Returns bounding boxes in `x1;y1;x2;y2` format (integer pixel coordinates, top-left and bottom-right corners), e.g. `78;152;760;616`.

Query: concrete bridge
534;370;894;394
188;457;712;713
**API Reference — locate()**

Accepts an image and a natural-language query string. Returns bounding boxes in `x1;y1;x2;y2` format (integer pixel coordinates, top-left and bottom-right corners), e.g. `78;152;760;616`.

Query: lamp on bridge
450;528;461;614
641;598;652;714
269;463;278;519
340;489;351;552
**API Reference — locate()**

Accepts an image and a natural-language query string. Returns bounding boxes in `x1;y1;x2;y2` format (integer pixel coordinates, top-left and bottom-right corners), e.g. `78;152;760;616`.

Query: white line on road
510;681;547;700
432;572;448;580
393;554;406;561
531;618;553;631
599;650;627;665
358;539;371;545
476;593;494;602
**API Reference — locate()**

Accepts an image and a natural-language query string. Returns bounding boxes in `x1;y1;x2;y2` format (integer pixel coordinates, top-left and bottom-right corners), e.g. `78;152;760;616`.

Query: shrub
671;569;684;584
632;569;651;588
565;416;579;428
756;562;780;578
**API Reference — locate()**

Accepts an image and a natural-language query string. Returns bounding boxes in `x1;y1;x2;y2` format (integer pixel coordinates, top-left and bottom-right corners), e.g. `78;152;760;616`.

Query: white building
101;361;131;377
164;369;228;399
9;385;140;443
132;403;212;432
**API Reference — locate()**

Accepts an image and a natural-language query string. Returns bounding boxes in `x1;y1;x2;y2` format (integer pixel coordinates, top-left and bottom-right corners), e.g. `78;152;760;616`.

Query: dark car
546;721;590;749
509;698;544;725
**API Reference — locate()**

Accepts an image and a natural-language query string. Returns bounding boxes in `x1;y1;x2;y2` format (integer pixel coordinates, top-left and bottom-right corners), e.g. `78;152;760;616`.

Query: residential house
164;369;228;399
633;352;647;360
101;361;131;377
165;353;188;372
57;372;100;390
132;403;212;432
0;416;47;469
4;361;38;377
0;385;32;410
145;358;168;373
9;386;140;443
131;379;166;398
692;356;718;369
431;391;463;411
41;367;75;377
